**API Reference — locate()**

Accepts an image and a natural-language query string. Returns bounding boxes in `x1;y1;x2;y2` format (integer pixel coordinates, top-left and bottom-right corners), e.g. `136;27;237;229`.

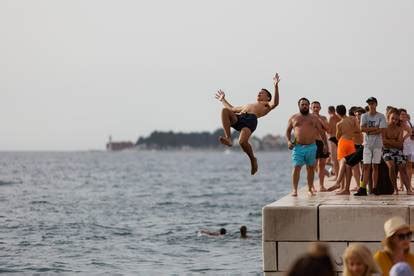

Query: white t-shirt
360;112;387;148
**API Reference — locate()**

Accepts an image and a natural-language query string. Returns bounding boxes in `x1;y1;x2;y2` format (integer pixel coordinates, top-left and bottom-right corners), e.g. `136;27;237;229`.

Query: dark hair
219;228;226;235
328;106;335;113
261;88;272;101
311;101;321;106
399;108;407;114
386;106;397;116
365;105;369;112
298;97;310;105
336;105;346;116
348;106;357;116
240;225;247;237
286;254;335;276
354;107;366;114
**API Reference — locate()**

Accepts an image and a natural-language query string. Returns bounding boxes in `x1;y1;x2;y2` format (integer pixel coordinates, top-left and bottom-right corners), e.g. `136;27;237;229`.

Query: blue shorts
292;143;317;167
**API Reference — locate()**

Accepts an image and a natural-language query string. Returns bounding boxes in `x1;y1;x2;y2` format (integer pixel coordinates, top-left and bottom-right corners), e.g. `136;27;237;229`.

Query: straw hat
384;217;411;238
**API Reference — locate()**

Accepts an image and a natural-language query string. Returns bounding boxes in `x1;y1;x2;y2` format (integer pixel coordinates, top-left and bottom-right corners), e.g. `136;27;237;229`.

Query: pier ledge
262;187;414;275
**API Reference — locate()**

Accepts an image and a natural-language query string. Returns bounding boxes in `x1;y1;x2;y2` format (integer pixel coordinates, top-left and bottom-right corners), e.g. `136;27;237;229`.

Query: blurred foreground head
286;242;335;276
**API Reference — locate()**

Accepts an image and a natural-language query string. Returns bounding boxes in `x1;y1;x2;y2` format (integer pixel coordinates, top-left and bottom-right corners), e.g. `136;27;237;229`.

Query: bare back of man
215;73;280;175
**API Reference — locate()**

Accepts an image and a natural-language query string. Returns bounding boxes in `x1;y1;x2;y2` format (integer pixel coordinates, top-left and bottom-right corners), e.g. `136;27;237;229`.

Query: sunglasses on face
397;231;413;240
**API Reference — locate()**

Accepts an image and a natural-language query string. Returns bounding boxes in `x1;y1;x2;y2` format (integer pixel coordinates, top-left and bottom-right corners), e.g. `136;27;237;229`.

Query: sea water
0;150;293;274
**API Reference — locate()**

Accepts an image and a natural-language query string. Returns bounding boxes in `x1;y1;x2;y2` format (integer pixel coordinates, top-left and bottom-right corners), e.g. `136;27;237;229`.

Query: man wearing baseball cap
354;97;387;196
374;216;414;276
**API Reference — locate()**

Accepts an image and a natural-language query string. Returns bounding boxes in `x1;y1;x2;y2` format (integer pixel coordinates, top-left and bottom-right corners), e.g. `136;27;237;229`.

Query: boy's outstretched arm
215;89;233;109
215;89;243;113
269;73;280;110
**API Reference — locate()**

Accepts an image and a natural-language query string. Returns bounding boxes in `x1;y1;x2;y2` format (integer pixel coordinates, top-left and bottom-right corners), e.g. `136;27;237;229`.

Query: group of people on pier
215;72;414;197
287;96;414;197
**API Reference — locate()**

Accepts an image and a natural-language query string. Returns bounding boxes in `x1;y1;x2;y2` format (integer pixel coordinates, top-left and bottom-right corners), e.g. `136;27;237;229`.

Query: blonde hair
343;244;379;276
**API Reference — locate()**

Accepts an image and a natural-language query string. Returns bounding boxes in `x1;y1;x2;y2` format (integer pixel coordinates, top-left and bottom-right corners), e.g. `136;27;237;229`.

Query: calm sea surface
0;150;293;275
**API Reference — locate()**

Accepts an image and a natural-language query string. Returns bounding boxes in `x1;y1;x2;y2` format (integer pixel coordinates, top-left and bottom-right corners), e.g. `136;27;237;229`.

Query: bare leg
408;161;413;187
219;108;237;146
292;166;301;196
399;164;414;195
329;142;339;180
363;164;372;192
372;164;379;190
239;128;257;175
336;164;352;195
385;161;398;194
351;165;361;191
318;158;327;191
328;159;345;191
306;165;316;196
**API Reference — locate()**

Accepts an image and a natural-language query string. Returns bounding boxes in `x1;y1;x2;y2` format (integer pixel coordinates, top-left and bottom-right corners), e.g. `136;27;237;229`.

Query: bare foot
251;158;258;175
406;190;414;195
320;187;328;192
350;186;358;192
336;190;350;195
219;136;232;147
291;191;298;197
327;184;340;191
308;190;316;196
399;186;404;191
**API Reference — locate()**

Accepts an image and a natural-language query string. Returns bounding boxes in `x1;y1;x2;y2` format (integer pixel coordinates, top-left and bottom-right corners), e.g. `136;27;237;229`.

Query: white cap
384;217;411;238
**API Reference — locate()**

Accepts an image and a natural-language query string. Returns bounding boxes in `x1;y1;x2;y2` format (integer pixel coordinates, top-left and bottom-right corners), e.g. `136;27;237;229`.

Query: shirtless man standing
327;106;341;179
330;105;361;195
311;101;330;191
382;109;414;195
286;98;328;196
215;73;280;175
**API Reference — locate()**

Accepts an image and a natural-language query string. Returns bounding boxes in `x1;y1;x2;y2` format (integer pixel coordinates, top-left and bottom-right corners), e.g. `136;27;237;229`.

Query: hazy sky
1;0;414;150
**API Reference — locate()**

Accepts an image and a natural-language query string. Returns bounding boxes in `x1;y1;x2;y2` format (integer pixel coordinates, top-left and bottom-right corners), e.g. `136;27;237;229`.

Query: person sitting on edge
240;225;248;239
374;216;414;276
199;228;226;236
286;98;328;196
215;73;280;175
382;109;414;195
354;97;387;196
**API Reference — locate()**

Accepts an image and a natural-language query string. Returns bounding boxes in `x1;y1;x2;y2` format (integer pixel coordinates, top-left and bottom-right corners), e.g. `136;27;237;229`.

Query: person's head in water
240;225;247;238
219;228;226;235
336;105;347;118
311;101;321;115
257;88;271;102
298;98;310;115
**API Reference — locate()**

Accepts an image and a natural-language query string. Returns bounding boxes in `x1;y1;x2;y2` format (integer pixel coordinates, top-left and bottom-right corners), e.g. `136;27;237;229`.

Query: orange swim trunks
337;137;356;160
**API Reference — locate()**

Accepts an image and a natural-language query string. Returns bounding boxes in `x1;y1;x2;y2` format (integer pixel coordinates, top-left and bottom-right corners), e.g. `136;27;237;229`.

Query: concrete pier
262;186;414;275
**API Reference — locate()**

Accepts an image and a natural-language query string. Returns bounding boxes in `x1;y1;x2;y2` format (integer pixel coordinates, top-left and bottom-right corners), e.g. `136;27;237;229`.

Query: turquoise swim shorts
292;143;317;167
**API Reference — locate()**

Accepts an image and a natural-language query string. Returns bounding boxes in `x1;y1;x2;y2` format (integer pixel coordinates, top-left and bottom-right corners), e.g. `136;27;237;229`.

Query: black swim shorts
315;140;330;159
231;113;258;133
345;144;364;167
